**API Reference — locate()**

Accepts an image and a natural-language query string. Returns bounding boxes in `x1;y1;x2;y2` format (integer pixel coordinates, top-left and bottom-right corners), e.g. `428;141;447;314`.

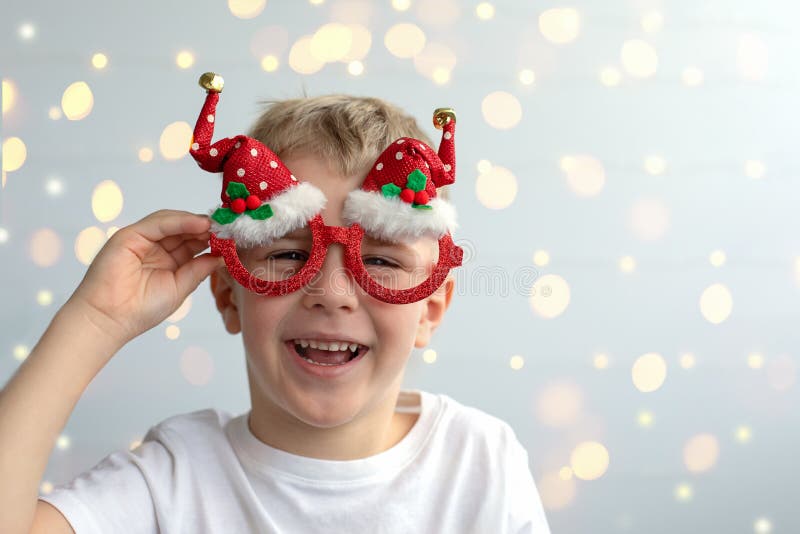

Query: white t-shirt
40;389;551;534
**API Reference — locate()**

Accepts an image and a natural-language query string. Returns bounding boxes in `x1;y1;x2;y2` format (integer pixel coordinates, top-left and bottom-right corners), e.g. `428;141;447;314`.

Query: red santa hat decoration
341;108;458;243
189;72;326;248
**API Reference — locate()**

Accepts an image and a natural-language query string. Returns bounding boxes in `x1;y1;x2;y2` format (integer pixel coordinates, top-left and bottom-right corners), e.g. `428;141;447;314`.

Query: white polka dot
419;144;426;150
444;164;452;172
237;168;245;177
270;160;278;168
397;139;405;144
235;142;241;149
444;131;452;140
425;162;430;168
395;151;403;160
207;114;215;123
191;143;199;150
291;174;297;181
250;148;258;157
209;148;218;156
376;163;384;170
259;181;268;190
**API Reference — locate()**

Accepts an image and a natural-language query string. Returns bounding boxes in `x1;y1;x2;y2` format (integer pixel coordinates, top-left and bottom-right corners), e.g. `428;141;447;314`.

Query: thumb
175;253;225;298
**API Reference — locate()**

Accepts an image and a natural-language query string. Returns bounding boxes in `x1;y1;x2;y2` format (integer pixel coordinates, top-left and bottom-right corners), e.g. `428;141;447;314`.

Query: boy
0;74;551;533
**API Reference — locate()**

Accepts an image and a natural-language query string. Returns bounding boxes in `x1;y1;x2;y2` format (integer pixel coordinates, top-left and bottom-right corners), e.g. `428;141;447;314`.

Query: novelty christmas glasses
190;72;463;304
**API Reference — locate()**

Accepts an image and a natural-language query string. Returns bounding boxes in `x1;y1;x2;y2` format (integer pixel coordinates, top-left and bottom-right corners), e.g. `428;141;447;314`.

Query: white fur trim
342;189;457;242
209;182;326;247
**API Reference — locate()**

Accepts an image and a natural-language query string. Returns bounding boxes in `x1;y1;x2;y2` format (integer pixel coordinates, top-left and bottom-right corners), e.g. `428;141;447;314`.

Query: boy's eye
267;250;308;262
363;256;400;268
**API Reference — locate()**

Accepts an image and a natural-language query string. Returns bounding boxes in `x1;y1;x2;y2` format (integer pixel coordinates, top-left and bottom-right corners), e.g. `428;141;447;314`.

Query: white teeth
301;356;345;367
293;339;364;352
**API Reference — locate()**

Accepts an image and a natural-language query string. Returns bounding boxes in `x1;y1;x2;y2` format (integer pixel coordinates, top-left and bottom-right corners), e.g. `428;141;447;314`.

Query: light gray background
2;1;799;533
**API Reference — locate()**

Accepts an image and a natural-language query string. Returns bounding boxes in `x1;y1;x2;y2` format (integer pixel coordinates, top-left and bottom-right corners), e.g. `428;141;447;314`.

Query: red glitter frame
210;214;463;304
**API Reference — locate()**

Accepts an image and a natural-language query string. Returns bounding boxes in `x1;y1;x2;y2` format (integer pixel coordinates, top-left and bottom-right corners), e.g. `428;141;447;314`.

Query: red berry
246;194;261;210
414;190;429;205
399;188;415;203
231;198;246;213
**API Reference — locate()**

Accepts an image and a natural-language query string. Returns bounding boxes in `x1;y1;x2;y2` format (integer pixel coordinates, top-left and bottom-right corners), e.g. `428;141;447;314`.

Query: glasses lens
236;227;312;283
359;231;440;291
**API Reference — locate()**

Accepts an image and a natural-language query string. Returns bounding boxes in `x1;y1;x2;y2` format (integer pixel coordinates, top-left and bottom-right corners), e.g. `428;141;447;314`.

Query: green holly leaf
212;207;241;224
226;181;250;200
248;204;273;220
381;183;402;198
406;169;427;192
412;204;433;210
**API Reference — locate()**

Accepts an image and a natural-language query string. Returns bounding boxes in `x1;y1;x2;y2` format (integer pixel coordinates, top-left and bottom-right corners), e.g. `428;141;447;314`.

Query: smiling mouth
290;339;368;366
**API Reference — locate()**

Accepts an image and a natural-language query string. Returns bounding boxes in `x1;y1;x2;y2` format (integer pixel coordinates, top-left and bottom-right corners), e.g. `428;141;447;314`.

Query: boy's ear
414;275;455;348
210;267;242;335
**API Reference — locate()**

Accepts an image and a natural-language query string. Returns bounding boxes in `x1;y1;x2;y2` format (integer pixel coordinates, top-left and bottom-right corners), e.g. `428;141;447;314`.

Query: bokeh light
539;8;581;44
29;228;62;267
599;67;622;87
260;55;280;72
2;137;27;173
2;79;16;115
391;0;410;11
709;249;726;267
74;226;107;265
530;274;571;318
92;180;123;223
289;35;325;74
560;155;606;197
738;34;768;81
593;353;609;369
475;2;495;20
61;81;94;120
45;176;64;196
167;295;193;322
644;155;666;175
629;197;670;241
683;433;719;473
91;52;108;70
36;289;53;306
341;24;372;61
766;354;796;392
754;518;773;534
347;60;364;76
641;11;664;33
18;23;36;41
509;355;524;370
413;42;457;82
632;352;667;393
747;352;765;370
175;50;195;69
180;346;214;386
538;471;577;510
228;0;266;19
165;325;181;340
536;380;583;427
250;25;289;60
621;40;658;78
13;344;30;362
637;410;654;428
422;348;437;363
735;425;752;444
619;255;636;273
518;68;535;85
310;23;353;62
682;67;704;87
699;283;733;324
570;441;610;480
675;483;693;502
159;121;193;160
745;159;766;179
384;23;426;58
481;91;522;130
680;353;696;369
533;250;550;267
48;106;62;120
138;147;154;162
475;165;517;209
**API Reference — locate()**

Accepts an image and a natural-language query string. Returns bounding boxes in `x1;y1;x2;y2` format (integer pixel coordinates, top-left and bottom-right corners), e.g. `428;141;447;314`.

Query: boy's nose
300;243;360;311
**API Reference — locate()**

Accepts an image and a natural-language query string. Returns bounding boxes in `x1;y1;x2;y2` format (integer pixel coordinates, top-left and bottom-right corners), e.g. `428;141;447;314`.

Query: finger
175;252;224;298
169;239;210;266
133;210;211;243
161;231;212;253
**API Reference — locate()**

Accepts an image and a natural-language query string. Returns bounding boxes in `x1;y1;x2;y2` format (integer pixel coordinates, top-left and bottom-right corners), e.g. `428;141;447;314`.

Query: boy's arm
0;210;221;534
0;297;124;534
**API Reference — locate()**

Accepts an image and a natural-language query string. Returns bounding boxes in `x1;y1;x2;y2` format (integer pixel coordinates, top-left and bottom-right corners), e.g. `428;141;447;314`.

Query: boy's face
210;153;453;444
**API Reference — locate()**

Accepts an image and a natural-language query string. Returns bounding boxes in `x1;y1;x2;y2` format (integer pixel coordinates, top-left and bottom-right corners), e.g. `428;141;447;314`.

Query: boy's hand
67;209;223;347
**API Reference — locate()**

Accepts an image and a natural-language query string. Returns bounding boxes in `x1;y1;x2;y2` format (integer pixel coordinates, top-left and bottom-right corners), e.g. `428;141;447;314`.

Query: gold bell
198;72;224;93
433;108;456;129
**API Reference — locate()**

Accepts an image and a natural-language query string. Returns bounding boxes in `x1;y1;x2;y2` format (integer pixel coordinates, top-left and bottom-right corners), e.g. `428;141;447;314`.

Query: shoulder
435;392;518;441
144;407;239;447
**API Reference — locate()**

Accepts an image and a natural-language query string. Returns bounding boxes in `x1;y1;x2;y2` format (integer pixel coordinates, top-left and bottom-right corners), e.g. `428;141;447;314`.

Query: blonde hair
247;94;448;198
